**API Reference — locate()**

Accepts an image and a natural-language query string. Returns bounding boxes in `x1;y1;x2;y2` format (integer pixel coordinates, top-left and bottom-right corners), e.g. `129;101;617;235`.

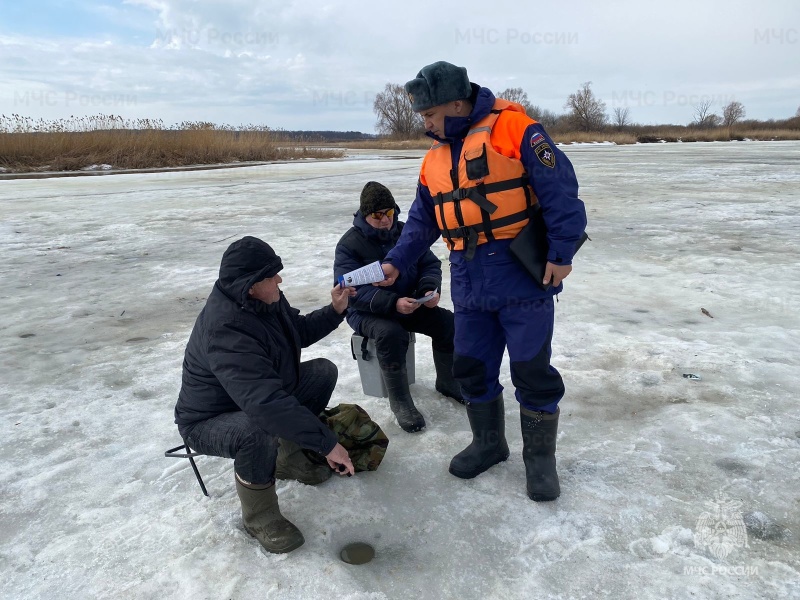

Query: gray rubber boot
235;475;305;553
432;349;465;404
275;438;332;485
449;394;510;479
382;364;425;433
520;406;561;501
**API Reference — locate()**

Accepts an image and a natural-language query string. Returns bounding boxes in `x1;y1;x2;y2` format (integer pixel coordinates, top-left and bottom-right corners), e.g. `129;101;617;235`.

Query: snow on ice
1;142;798;599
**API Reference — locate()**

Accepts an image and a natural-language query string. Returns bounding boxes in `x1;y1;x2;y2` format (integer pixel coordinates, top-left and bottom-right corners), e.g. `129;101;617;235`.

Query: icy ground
1;142;799;599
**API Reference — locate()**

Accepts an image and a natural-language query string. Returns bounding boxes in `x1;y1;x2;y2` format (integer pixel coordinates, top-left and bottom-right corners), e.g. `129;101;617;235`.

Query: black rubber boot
382;364;425;433
275;438;332;485
449;394;510;479
235;475;305;553
520;406;560;501
432;349;465;404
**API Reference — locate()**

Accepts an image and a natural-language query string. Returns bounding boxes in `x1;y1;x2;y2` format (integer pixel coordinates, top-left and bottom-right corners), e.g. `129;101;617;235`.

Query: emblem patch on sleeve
530;132;545;146
535;142;556;168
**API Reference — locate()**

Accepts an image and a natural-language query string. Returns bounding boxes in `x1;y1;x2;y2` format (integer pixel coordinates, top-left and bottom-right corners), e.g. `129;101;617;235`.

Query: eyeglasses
367;208;395;220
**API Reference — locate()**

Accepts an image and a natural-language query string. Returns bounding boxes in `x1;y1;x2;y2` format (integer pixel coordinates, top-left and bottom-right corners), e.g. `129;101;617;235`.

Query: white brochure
338;261;386;287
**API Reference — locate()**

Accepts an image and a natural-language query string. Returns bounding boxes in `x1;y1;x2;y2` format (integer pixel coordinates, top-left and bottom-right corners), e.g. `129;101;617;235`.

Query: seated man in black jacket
334;181;463;434
175;236;356;554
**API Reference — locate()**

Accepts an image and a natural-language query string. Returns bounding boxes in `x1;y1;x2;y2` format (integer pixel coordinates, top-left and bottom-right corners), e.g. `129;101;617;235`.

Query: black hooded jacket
175;237;341;455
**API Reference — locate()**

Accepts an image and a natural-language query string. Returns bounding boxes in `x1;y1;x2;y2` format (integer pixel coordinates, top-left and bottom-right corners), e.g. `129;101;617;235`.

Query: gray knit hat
404;61;472;112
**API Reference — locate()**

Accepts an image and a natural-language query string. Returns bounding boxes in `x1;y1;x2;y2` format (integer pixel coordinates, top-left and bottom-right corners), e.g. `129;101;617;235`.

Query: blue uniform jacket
385;86;587;304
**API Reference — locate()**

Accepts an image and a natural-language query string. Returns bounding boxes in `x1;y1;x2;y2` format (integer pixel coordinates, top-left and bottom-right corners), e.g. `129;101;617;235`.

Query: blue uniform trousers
449;240;565;412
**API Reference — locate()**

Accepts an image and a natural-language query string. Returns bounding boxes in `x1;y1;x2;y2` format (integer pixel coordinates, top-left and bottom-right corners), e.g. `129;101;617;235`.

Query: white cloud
2;0;798;130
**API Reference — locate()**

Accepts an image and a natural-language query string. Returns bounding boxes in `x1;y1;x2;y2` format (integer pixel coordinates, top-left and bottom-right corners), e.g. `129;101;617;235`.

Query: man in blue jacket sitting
334;181;463;433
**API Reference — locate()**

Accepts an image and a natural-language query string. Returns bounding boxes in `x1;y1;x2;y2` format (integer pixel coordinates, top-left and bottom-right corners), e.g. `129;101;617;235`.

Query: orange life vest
421;99;538;257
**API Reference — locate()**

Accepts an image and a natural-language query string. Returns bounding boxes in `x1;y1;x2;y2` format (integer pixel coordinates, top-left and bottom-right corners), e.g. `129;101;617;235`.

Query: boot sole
259;537;305;554
448;452;509;479
399;424;425;433
528;491;560;502
435;386;466;404
394;414;425;433
246;526;305;554
275;469;333;486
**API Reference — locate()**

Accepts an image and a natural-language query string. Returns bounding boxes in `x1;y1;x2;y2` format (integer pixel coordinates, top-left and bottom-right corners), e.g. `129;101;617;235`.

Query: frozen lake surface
1;142;799;599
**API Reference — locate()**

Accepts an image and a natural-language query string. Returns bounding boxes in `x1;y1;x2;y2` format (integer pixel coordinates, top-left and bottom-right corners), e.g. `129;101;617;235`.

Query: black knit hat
404;61;472;112
360;181;397;216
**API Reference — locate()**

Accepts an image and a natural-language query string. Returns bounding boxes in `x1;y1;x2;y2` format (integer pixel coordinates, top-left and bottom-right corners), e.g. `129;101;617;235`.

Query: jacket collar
427;85;496;144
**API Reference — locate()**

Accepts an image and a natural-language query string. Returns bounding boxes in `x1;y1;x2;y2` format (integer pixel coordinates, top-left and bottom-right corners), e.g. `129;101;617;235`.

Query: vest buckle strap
464;228;479;261
443;226;480;260
465;188;498;215
445;187;498;215
451;187;468;201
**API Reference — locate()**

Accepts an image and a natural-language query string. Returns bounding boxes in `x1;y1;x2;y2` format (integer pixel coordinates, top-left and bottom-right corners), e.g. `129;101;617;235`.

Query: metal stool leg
165;439;209;497
186;450;209;497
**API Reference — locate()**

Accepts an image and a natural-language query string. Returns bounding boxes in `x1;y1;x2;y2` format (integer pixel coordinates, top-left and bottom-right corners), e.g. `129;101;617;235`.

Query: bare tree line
373;80;797;138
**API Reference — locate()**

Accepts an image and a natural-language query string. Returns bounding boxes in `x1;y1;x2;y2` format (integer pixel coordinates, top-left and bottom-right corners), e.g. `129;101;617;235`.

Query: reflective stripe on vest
422;99;537;255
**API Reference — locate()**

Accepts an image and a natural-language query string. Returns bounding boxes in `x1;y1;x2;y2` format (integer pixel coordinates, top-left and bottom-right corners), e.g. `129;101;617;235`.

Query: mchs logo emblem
694;493;749;559
535;142;556;168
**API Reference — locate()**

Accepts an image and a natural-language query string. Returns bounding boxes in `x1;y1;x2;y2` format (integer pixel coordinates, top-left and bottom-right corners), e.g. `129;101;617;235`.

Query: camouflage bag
318;404;389;472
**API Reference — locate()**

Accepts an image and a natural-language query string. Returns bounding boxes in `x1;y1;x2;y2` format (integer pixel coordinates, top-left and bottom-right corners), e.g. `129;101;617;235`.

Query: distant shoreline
0;159;317;181
330;130;800;151
2;138;798;180
0;152;422;181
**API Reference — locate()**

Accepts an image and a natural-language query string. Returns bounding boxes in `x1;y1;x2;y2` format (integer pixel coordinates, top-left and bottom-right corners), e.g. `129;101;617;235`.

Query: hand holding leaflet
413;292;436;304
338;261;385;287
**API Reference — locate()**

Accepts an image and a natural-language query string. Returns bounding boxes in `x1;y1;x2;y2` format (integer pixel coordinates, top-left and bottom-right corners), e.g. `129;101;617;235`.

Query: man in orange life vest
375;61;587;501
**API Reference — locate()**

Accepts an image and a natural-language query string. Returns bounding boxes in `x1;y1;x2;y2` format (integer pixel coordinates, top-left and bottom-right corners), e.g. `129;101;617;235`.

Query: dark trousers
358;306;455;371
178;358;336;486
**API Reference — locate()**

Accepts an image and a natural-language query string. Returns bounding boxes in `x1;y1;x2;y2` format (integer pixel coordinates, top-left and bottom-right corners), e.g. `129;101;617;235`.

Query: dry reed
0;114;343;172
5;114;797;174
552;131;638;145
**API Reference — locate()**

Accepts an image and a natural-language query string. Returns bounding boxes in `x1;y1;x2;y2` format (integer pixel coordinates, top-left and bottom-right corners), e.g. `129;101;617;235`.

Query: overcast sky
1;0;798;132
